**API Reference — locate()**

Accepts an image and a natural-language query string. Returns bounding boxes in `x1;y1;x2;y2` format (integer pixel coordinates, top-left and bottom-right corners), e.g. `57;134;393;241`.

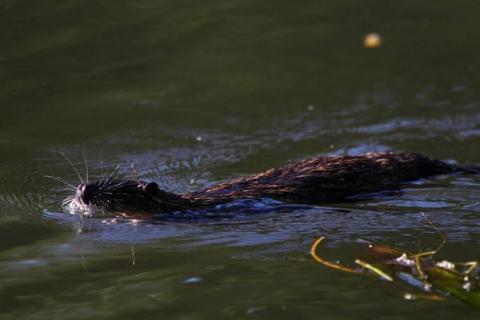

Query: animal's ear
144;182;159;195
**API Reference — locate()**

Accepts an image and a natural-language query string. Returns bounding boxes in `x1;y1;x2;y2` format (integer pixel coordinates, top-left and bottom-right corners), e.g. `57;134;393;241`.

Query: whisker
43;175;76;190
61;199;73;206
81;145;90;184
107;164;121;181
58;151;84;184
61;199;74;208
85;157;89;184
100;157;105;179
131;162;138;181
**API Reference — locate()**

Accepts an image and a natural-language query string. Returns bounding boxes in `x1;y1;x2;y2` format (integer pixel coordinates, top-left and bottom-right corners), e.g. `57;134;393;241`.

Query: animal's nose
76;183;91;204
77;183;85;192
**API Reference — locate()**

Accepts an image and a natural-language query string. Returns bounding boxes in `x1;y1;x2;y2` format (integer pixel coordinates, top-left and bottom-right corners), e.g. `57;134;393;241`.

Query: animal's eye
144;182;159;195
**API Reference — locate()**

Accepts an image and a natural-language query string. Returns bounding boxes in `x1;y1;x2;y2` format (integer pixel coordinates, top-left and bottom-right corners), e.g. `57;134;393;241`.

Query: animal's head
64;178;166;217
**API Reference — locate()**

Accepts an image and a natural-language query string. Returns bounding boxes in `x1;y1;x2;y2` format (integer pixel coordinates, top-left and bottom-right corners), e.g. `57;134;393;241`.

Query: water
1;0;480;318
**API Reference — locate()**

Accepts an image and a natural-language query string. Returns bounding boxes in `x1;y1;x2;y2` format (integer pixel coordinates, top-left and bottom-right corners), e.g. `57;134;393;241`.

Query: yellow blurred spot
363;33;382;48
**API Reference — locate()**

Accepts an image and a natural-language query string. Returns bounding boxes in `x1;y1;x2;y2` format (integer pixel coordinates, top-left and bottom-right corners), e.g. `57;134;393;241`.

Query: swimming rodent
65;152;478;217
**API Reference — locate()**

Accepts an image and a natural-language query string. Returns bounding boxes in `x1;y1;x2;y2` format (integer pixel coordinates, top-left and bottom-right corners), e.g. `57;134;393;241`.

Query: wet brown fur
185;152;454;206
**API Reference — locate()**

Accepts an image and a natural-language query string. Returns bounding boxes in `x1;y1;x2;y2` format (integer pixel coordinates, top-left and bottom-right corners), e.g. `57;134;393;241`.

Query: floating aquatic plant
310;215;479;308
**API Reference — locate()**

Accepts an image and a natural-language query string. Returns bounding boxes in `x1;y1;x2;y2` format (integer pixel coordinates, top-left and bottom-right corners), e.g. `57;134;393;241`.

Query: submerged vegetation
311;215;480;308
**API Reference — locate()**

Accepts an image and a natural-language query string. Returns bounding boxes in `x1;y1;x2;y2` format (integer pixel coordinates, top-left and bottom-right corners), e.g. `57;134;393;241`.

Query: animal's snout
76;183;92;204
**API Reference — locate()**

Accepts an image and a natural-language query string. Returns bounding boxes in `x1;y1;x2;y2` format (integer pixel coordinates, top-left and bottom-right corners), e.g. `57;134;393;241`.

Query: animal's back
187;152;455;205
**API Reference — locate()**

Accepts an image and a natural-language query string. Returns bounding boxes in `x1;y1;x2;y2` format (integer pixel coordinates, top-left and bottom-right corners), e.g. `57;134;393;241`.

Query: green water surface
1;1;480;319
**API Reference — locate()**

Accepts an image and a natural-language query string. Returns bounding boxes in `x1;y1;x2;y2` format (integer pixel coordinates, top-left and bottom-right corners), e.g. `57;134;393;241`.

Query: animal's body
65;152;475;217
